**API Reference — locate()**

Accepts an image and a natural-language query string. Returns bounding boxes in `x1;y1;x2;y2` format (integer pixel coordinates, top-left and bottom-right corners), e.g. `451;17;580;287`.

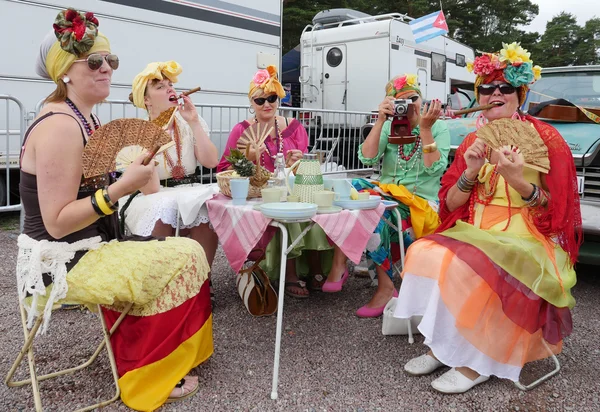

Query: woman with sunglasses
122;61;219;301
19;10;213;410
393;44;580;394
323;74;450;317
218;66;332;298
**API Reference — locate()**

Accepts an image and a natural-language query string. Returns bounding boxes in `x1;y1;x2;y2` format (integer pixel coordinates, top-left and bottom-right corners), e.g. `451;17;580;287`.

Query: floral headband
468;42;542;88
53;8;99;57
248;65;285;98
385;74;421;98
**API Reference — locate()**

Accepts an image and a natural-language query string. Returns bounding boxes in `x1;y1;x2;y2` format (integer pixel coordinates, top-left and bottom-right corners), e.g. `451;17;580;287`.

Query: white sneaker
404;354;444;376
431;368;490;394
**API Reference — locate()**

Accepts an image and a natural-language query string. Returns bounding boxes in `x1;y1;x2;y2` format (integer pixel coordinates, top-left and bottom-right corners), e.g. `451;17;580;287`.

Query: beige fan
82;118;172;178
476;118;550;173
236;123;274;160
114;141;175;172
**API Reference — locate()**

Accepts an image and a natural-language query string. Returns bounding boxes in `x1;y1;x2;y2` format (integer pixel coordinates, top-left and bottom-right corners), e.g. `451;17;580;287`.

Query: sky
522;0;600;33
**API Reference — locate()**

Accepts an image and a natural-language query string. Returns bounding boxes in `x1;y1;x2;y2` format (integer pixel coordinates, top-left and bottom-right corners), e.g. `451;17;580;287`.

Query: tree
574;18;600;65
536;13;581;67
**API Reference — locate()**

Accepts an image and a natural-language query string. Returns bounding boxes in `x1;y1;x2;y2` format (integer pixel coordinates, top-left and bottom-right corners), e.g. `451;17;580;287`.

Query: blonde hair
44;79;68;104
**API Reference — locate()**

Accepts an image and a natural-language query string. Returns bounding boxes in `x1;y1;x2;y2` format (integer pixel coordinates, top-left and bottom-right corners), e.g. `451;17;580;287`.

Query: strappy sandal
284;280;309;299
308;274;326;291
166;376;199;404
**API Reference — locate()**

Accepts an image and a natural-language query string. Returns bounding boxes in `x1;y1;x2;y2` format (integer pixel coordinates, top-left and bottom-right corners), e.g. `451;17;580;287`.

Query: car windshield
525;71;600;109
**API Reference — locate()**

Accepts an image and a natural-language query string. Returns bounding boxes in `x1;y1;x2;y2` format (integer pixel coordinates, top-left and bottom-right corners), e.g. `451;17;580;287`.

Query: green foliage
225;149;256;177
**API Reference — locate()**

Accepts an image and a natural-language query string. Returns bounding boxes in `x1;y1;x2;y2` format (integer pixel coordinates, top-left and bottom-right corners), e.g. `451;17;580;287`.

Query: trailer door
322;45;347;111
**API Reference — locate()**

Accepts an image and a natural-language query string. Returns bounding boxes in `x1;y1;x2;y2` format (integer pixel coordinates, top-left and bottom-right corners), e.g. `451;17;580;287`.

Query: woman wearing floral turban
20;9;212;410
218;66;333;298
121;61;219;301
323;74;450;318
394;43;581;394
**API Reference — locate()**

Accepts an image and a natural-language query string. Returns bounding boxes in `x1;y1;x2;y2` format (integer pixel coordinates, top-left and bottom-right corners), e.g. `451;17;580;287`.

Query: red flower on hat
85;12;99;26
65;9;78;21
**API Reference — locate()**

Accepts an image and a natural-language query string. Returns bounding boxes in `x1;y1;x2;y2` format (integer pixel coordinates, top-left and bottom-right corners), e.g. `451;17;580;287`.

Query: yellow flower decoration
466;61;474;73
532;65;542;81
499;42;531;64
406;73;418;87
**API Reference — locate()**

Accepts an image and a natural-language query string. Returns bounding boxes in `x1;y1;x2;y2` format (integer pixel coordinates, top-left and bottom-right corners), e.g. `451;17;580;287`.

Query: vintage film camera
388;99;417;144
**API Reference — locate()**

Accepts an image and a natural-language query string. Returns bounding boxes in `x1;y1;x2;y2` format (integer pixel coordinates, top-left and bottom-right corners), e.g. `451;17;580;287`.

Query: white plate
317;205;343;214
260;202;318;220
334;195;381;210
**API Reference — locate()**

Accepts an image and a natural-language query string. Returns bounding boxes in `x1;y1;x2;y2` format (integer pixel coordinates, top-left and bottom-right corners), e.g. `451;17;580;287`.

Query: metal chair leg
514;341;561;391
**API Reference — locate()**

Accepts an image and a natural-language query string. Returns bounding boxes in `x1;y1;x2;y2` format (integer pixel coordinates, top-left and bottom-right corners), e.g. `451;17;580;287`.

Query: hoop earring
475;113;488;129
62;75;70;84
249;107;255;115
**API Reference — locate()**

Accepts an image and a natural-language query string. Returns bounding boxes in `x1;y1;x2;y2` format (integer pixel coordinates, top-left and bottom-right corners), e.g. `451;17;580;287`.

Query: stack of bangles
422;142;438;153
522;183;549;207
457;171;477;193
91;186;118;216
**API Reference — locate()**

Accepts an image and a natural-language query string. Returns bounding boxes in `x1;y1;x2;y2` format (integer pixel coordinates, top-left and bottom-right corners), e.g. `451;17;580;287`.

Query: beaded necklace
393;137;422;197
254;117;283;166
467;165;512;230
65;98;99;137
164;119;186;180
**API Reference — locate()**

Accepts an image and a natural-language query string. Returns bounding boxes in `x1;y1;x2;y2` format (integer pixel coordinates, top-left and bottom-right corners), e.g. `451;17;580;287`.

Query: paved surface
0;212;598;411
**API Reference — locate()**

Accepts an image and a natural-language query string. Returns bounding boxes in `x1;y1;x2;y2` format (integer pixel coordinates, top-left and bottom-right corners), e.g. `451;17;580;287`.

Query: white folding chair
514;340;561;391
5;301;132;412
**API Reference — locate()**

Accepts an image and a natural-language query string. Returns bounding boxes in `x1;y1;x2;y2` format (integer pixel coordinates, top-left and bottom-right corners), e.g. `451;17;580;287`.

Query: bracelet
102;186;118;211
485;145;492;162
457;171;477;193
522;184;537;202
422;142;438;154
90;193;106;216
94;189;115;216
522;184;549;208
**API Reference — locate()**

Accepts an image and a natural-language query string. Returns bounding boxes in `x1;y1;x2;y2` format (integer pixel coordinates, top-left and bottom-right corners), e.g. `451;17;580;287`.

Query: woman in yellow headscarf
121;61;219;301
20;9;213;411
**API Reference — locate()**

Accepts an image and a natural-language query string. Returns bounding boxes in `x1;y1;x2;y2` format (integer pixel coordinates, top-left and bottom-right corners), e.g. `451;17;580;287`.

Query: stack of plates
334;195;381;210
259;202;318;220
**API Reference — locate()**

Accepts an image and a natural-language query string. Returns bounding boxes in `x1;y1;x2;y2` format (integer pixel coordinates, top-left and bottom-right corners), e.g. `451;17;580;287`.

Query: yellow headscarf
131;61;182;109
45;32;111;83
248;65;285;99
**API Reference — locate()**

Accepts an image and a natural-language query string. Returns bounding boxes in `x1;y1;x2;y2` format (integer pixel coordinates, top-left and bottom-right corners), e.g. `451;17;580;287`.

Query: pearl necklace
393;137;422;197
65;98;99;137
255;117;283;166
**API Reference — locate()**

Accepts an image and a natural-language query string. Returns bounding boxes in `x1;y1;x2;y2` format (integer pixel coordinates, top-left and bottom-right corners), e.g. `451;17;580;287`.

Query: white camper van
0;0;282;207
297;10;475;167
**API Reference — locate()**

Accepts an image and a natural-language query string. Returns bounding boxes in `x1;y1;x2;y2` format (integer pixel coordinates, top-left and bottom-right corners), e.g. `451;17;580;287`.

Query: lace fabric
16;234;104;333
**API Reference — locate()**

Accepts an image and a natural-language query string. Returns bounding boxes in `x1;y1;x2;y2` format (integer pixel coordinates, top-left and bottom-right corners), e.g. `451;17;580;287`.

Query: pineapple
225;148;255;177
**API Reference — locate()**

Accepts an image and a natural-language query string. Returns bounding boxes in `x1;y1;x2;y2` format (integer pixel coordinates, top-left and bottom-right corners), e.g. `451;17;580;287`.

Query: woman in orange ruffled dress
394;43;581;393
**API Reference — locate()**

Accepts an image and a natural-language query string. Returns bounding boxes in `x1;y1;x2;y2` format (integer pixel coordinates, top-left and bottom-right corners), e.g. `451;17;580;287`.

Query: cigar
451;103;502;116
142;145;161;166
182;87;201;96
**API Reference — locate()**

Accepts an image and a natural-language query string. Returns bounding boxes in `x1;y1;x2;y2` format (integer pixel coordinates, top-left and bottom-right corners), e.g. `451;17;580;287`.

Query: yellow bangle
422;142;438;153
94;189;114;216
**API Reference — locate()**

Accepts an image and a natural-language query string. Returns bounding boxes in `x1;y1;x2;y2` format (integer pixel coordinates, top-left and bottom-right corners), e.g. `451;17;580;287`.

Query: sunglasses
253;95;278;105
477;83;516;96
73;54;119;71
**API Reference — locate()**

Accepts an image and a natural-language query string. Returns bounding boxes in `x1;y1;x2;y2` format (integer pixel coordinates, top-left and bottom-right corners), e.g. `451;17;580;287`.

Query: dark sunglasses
253;95;278;105
477;83;516;96
73;53;119;71
408;95;420;103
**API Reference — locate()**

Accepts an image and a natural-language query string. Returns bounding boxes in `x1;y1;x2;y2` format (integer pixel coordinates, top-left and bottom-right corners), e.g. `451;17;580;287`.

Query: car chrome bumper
580;200;600;235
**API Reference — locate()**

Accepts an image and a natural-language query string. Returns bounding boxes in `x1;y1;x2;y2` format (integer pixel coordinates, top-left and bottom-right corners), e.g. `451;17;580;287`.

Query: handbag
382;297;422;336
236;249;278;317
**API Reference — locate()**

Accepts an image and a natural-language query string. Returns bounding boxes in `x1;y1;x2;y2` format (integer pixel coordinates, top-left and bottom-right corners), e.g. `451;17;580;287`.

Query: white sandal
166;375;199;403
431;368;489;394
404;354;444;376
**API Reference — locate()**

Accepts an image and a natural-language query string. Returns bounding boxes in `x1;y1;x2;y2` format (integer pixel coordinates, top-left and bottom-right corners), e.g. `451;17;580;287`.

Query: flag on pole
409;10;449;44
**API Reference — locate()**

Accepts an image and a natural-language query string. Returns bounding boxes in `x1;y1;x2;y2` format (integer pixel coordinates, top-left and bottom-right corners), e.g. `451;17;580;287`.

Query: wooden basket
216;170;264;198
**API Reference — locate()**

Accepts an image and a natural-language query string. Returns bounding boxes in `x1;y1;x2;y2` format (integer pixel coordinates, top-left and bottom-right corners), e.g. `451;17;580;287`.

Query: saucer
317;205;342;214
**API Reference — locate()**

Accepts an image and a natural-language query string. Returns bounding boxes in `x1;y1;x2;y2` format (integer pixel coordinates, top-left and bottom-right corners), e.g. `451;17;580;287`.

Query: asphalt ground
0;211;598;411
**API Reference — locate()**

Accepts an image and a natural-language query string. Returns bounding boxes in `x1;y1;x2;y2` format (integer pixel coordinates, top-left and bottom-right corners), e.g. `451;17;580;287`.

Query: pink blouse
217;118;308;173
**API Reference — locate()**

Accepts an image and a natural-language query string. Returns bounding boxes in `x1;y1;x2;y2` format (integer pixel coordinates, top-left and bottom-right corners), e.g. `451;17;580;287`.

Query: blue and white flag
409;10;449;44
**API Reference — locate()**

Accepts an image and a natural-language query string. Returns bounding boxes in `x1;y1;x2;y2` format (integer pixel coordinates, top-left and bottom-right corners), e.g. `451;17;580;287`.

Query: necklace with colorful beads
393;137;422;197
467;165;512;230
65;98;99;137
255;116;283;166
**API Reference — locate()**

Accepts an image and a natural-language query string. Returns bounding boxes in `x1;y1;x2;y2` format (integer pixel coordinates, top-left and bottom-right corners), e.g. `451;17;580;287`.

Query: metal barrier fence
0;95;25;212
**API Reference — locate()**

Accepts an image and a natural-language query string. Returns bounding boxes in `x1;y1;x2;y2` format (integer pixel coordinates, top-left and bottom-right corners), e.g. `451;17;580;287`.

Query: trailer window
326;47;343;68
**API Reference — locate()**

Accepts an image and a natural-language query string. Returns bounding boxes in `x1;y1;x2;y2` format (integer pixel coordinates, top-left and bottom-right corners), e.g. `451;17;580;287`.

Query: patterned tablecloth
206;194;385;273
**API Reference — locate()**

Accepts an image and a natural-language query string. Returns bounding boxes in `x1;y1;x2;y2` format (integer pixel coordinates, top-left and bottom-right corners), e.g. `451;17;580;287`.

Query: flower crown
390;73;419;96
467;42;542;88
53;8;99;57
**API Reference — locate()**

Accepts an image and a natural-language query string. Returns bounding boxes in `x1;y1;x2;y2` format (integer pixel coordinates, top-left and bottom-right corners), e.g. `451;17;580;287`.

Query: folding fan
236;122;274;157
475;118;550;173
82;118;172;178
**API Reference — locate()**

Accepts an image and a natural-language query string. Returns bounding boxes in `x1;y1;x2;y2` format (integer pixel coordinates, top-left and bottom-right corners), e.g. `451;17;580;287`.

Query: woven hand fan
152;107;177;129
114;141;175;172
236;123;274;155
82;118;172;178
475;118;550;173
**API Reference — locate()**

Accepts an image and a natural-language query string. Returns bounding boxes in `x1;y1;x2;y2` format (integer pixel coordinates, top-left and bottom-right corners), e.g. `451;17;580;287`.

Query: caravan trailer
298;10;475;166
0;0;282;207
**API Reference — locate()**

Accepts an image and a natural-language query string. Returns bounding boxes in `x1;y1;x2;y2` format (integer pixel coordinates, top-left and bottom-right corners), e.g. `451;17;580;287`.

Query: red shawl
437;115;582;265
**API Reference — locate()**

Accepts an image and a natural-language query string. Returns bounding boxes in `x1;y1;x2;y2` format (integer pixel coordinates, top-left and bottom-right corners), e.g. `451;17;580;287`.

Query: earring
475;113;488;129
62;75;70;83
249;107;255;114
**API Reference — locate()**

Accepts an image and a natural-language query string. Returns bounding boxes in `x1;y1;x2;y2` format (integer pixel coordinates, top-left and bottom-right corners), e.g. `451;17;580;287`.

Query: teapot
285;153;323;203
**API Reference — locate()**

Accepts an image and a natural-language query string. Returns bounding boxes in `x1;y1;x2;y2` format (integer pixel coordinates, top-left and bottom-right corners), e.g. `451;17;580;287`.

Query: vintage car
445;65;600;264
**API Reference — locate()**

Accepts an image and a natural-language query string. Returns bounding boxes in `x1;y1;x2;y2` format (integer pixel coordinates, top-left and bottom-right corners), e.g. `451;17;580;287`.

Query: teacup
323;177;334;191
287;195;300;203
262;187;281;204
332;179;352;200
313;190;335;209
230;178;249;206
